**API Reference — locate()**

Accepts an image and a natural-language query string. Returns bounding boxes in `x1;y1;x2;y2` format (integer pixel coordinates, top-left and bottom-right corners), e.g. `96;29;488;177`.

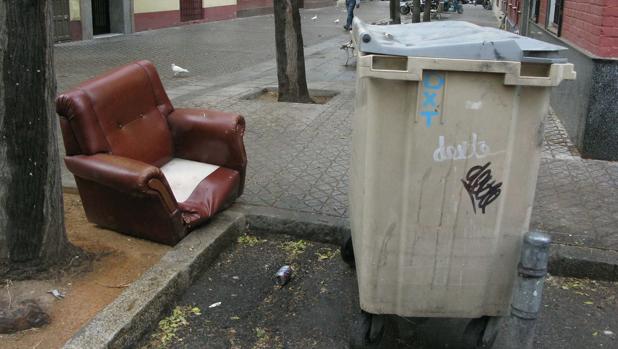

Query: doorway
52;0;71;42
180;0;204;22
92;0;110;35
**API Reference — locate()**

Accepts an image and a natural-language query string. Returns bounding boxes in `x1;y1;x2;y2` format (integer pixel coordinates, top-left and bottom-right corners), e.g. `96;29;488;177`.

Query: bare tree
0;0;76;278
423;0;432;22
273;0;312;103
412;0;421;23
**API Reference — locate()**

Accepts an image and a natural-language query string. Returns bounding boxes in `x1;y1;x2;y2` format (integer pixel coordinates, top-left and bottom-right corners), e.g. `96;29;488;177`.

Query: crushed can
274;265;292;286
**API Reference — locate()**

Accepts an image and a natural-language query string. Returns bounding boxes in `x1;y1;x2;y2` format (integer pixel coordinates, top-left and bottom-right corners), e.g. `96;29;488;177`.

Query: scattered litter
384;32;394;39
232;276;240;280
583;301;594;305
275;265;293;286
334;19;340;23
48;289;65;299
311;15;318;21
603;330;614;336
230;316;240;320
96;282;130;289
209;302;222;308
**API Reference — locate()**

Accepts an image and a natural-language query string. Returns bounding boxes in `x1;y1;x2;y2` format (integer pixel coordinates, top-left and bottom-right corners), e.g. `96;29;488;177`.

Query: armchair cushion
160;158;219;202
160;158;240;226
177;167;241;227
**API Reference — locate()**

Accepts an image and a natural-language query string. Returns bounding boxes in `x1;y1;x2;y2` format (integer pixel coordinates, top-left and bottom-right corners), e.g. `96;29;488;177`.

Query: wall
532;0;618;59
599;2;618;57
528;22;593;150
69;0;81;20
69;0;82;40
528;20;618;160
134;0;237;31
582;59;618;159
560;0;605;56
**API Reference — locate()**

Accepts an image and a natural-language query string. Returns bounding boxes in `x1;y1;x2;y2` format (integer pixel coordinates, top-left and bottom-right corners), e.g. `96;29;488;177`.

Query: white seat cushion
160;158;219;203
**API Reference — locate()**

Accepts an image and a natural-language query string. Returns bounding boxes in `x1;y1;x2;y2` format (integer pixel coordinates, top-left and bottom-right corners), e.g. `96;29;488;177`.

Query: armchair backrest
57;60;175;167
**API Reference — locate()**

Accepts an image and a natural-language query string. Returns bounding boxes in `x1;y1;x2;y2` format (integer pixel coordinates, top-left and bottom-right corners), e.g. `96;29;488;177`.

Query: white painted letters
433;133;490;162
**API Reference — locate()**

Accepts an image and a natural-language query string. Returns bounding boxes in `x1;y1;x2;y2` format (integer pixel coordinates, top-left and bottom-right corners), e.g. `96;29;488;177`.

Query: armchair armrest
167;108;247;173
65;154;168;194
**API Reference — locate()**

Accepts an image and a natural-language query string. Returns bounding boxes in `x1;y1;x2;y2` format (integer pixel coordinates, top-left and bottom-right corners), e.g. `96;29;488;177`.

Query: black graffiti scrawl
461;162;503;214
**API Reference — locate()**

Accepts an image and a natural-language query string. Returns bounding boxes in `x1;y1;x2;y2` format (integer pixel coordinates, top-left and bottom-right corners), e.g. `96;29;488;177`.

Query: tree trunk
412;0;421;23
390;0;401;24
273;0;312;103
423;0;432;21
0;0;75;277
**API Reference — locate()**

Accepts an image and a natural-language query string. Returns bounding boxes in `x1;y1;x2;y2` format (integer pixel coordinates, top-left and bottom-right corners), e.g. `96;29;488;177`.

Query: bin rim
352;17;569;64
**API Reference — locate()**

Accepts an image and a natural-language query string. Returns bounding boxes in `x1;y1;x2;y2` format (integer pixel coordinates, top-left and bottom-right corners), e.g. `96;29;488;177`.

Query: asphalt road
140;234;617;349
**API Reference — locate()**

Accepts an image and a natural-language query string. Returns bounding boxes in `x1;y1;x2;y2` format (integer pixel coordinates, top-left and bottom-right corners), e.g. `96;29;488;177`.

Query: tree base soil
0;193;169;349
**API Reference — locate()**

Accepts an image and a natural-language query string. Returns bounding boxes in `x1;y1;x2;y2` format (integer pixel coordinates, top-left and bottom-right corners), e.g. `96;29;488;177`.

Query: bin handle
358;55;576;86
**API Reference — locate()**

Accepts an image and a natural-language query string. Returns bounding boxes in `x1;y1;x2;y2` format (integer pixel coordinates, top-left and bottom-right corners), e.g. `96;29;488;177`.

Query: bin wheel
400;5;410;15
349;311;385;349
462;316;490;348
341;231;355;268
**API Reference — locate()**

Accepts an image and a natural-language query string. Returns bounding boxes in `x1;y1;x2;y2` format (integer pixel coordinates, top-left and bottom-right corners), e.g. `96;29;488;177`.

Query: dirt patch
0;193;169;349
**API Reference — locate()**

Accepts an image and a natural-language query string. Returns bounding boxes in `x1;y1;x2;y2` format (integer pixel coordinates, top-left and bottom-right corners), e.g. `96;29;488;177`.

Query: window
529;0;540;23
547;0;564;36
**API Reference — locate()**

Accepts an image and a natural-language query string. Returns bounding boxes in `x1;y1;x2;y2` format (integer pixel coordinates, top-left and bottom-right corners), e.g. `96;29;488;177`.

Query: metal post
483;231;551;349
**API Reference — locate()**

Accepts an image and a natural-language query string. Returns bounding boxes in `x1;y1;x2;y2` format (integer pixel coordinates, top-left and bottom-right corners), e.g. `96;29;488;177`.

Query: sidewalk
56;4;618;269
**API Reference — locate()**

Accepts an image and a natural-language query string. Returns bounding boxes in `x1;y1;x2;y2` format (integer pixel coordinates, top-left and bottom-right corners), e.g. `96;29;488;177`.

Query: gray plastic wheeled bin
349;18;575;321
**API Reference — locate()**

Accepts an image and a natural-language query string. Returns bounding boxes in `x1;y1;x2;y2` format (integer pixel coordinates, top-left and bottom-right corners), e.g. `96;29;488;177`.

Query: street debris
95;282;130;289
152;305;201;345
334;19;340;23
316;247;338;261
0;300;50;334
275;265;293;286
603;330;615;336
209;301;222;308
311;15;318;21
47;289;65;299
238;234;266;247
280;240;310;259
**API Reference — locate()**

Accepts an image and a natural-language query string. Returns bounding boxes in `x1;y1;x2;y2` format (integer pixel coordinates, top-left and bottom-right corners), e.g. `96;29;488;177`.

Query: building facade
500;0;617;160
53;0;333;42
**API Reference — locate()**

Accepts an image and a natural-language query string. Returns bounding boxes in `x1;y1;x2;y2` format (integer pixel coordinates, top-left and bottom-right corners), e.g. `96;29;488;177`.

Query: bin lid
352;18;568;64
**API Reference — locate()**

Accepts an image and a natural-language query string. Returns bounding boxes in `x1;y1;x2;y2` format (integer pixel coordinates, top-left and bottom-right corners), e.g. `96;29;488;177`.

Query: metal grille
92;0;110;35
52;0;71;42
180;0;203;21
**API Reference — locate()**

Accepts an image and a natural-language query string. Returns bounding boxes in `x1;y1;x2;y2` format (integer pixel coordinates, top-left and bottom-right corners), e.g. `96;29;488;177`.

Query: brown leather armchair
56;60;247;245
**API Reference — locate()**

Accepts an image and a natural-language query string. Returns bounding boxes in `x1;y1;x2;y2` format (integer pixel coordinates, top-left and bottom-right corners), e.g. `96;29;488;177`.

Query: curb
548;243;618;281
235;204;618;282
62;211;245;349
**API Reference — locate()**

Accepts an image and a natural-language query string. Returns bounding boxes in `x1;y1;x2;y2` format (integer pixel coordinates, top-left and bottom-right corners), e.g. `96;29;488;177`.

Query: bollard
483;231;551;349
